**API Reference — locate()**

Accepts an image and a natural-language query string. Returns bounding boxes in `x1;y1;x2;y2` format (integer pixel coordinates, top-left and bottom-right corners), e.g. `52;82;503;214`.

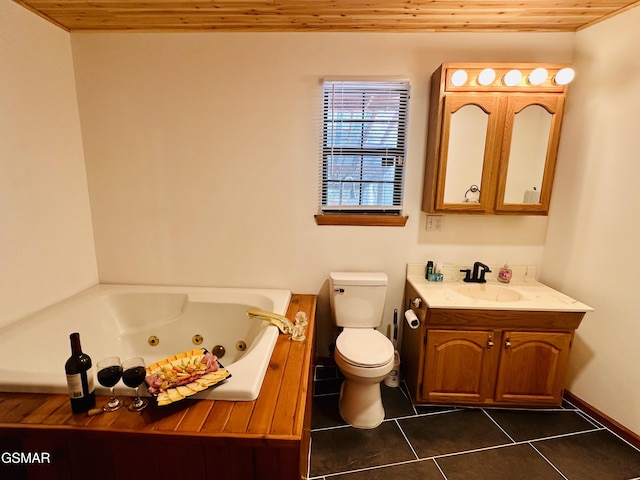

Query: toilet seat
336;329;394;368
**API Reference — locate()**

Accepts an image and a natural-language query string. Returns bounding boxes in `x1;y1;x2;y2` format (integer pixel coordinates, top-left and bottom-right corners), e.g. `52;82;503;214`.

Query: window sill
314;214;409;227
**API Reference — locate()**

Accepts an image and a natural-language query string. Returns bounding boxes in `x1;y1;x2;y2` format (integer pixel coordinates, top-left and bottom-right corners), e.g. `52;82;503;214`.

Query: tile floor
309;365;640;480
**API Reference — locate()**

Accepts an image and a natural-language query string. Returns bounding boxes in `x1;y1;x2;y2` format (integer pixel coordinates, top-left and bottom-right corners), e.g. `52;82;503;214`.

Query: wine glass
122;357;149;412
97;357;123;412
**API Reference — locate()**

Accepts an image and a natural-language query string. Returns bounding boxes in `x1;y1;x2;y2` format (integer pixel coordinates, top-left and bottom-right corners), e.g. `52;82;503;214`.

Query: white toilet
329;272;395;429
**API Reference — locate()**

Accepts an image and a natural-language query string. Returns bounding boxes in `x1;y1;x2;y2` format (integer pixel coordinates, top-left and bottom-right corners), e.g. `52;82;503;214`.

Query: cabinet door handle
486;337;494;350
505;337;511;350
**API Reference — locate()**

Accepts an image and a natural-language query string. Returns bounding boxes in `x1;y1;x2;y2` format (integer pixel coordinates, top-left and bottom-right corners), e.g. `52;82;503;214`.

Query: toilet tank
329;272;388;328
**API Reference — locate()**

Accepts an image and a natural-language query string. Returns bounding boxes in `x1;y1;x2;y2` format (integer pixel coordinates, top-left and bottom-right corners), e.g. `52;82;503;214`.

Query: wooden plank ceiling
13;0;640;32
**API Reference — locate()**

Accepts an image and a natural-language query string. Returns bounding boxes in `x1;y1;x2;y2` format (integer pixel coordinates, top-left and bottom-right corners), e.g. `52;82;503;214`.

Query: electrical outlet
426;215;443;232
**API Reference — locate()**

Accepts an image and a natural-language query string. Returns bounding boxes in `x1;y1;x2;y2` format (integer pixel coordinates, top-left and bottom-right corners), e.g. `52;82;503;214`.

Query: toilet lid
336;329;394;367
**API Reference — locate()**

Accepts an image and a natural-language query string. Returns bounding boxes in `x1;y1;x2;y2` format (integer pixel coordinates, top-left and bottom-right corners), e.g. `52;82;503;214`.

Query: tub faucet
246;309;294;335
460;262;492;283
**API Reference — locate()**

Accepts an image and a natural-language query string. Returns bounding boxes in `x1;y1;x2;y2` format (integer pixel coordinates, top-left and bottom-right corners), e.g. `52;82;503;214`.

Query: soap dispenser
498;263;512;283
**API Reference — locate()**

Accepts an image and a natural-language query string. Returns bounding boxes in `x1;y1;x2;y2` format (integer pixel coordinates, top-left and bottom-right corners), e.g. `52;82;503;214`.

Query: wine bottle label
66;373;84;398
66;367;95;398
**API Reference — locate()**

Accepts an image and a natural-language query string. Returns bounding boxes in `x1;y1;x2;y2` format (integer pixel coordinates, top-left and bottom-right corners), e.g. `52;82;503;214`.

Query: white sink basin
453;284;523;302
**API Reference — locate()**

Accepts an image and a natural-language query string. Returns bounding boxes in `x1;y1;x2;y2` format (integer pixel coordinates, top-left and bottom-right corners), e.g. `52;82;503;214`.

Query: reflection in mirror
443;105;488;203
504;105;551;203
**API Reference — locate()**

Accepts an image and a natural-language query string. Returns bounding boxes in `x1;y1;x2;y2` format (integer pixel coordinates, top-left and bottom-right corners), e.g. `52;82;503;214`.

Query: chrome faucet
460;262;492;283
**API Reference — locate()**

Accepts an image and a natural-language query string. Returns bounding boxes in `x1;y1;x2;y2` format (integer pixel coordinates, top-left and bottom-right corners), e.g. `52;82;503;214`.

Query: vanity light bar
445;65;575;90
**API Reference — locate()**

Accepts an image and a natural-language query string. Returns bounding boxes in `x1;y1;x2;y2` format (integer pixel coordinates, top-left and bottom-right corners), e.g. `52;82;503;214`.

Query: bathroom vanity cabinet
401;281;585;407
422;63;569;215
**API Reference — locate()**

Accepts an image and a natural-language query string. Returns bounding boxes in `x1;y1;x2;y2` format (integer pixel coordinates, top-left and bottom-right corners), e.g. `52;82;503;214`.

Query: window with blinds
320;79;410;214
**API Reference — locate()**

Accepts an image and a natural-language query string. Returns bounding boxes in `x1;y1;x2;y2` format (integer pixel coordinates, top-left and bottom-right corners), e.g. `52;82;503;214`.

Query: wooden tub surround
0;294;317;480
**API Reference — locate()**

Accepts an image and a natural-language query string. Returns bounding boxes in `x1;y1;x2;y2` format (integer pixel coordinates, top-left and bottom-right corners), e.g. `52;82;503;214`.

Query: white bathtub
0;284;291;401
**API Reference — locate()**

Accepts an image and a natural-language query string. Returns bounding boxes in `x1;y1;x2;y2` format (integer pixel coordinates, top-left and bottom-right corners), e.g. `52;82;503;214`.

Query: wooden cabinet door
422;329;497;404
495;94;565;215
434;94;503;213
494;331;572;404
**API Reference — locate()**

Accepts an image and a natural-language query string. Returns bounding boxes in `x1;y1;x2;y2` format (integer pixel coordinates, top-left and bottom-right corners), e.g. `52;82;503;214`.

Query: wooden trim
564;390;640;450
314;213;408;227
426;309;585;330
14;1;636;32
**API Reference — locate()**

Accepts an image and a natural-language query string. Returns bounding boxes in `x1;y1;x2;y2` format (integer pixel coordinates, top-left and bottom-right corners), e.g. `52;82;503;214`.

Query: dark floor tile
381;384;415;419
399;410;512;458
437;443;565;480
533;429;640;480
309;422;416;477
314;378;344;396
331;459;444;479
315;365;340;380
486;409;596;441
312;394;345;429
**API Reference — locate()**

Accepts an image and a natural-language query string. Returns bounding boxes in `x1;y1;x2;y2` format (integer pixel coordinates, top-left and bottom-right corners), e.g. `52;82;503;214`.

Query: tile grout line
398;383;420;416
411;427;605;464
310;406;465;433
314;458;439;479
528;441;570;480
482;407;516;443
394;418;420;460
432;457;449;480
527;426;605;444
481;407;614;445
304;437;313;480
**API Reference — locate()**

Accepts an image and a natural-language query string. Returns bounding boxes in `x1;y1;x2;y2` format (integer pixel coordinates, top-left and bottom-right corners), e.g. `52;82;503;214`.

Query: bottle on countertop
425;261;434;279
65;332;95;413
498;263;513;284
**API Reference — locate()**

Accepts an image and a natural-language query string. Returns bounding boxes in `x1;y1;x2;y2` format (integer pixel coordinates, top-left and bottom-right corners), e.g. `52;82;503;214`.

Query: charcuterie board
144;348;231;406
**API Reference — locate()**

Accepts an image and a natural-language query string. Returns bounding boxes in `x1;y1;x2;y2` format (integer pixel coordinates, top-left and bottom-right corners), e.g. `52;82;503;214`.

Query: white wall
540;6;640;435
0;1;97;327
70;32;572;354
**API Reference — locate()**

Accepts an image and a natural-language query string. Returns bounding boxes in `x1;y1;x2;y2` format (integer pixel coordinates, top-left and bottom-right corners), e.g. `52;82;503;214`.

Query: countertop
407;264;593;312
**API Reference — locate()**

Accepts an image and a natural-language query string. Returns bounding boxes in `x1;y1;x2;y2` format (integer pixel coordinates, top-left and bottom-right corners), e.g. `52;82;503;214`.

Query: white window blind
320;79;410;214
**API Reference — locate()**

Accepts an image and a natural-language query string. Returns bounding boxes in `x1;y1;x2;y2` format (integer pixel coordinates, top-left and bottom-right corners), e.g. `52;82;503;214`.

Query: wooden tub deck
0;294;316;480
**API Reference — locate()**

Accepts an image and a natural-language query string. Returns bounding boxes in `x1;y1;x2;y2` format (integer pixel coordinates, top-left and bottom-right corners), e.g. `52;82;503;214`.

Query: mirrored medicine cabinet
422;63;572;215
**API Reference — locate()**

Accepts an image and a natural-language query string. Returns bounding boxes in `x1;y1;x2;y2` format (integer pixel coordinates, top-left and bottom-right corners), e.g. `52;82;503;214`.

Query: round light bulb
528;67;548;85
450;69;468;87
503;69;523;87
554;67;575;85
477;68;496;86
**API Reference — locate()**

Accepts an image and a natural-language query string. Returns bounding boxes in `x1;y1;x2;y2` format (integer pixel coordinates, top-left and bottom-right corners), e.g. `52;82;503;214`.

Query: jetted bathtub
0;284;291;401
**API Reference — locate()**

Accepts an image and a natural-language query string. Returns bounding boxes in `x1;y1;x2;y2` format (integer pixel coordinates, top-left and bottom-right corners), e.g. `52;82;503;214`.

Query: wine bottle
65;332;95;413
